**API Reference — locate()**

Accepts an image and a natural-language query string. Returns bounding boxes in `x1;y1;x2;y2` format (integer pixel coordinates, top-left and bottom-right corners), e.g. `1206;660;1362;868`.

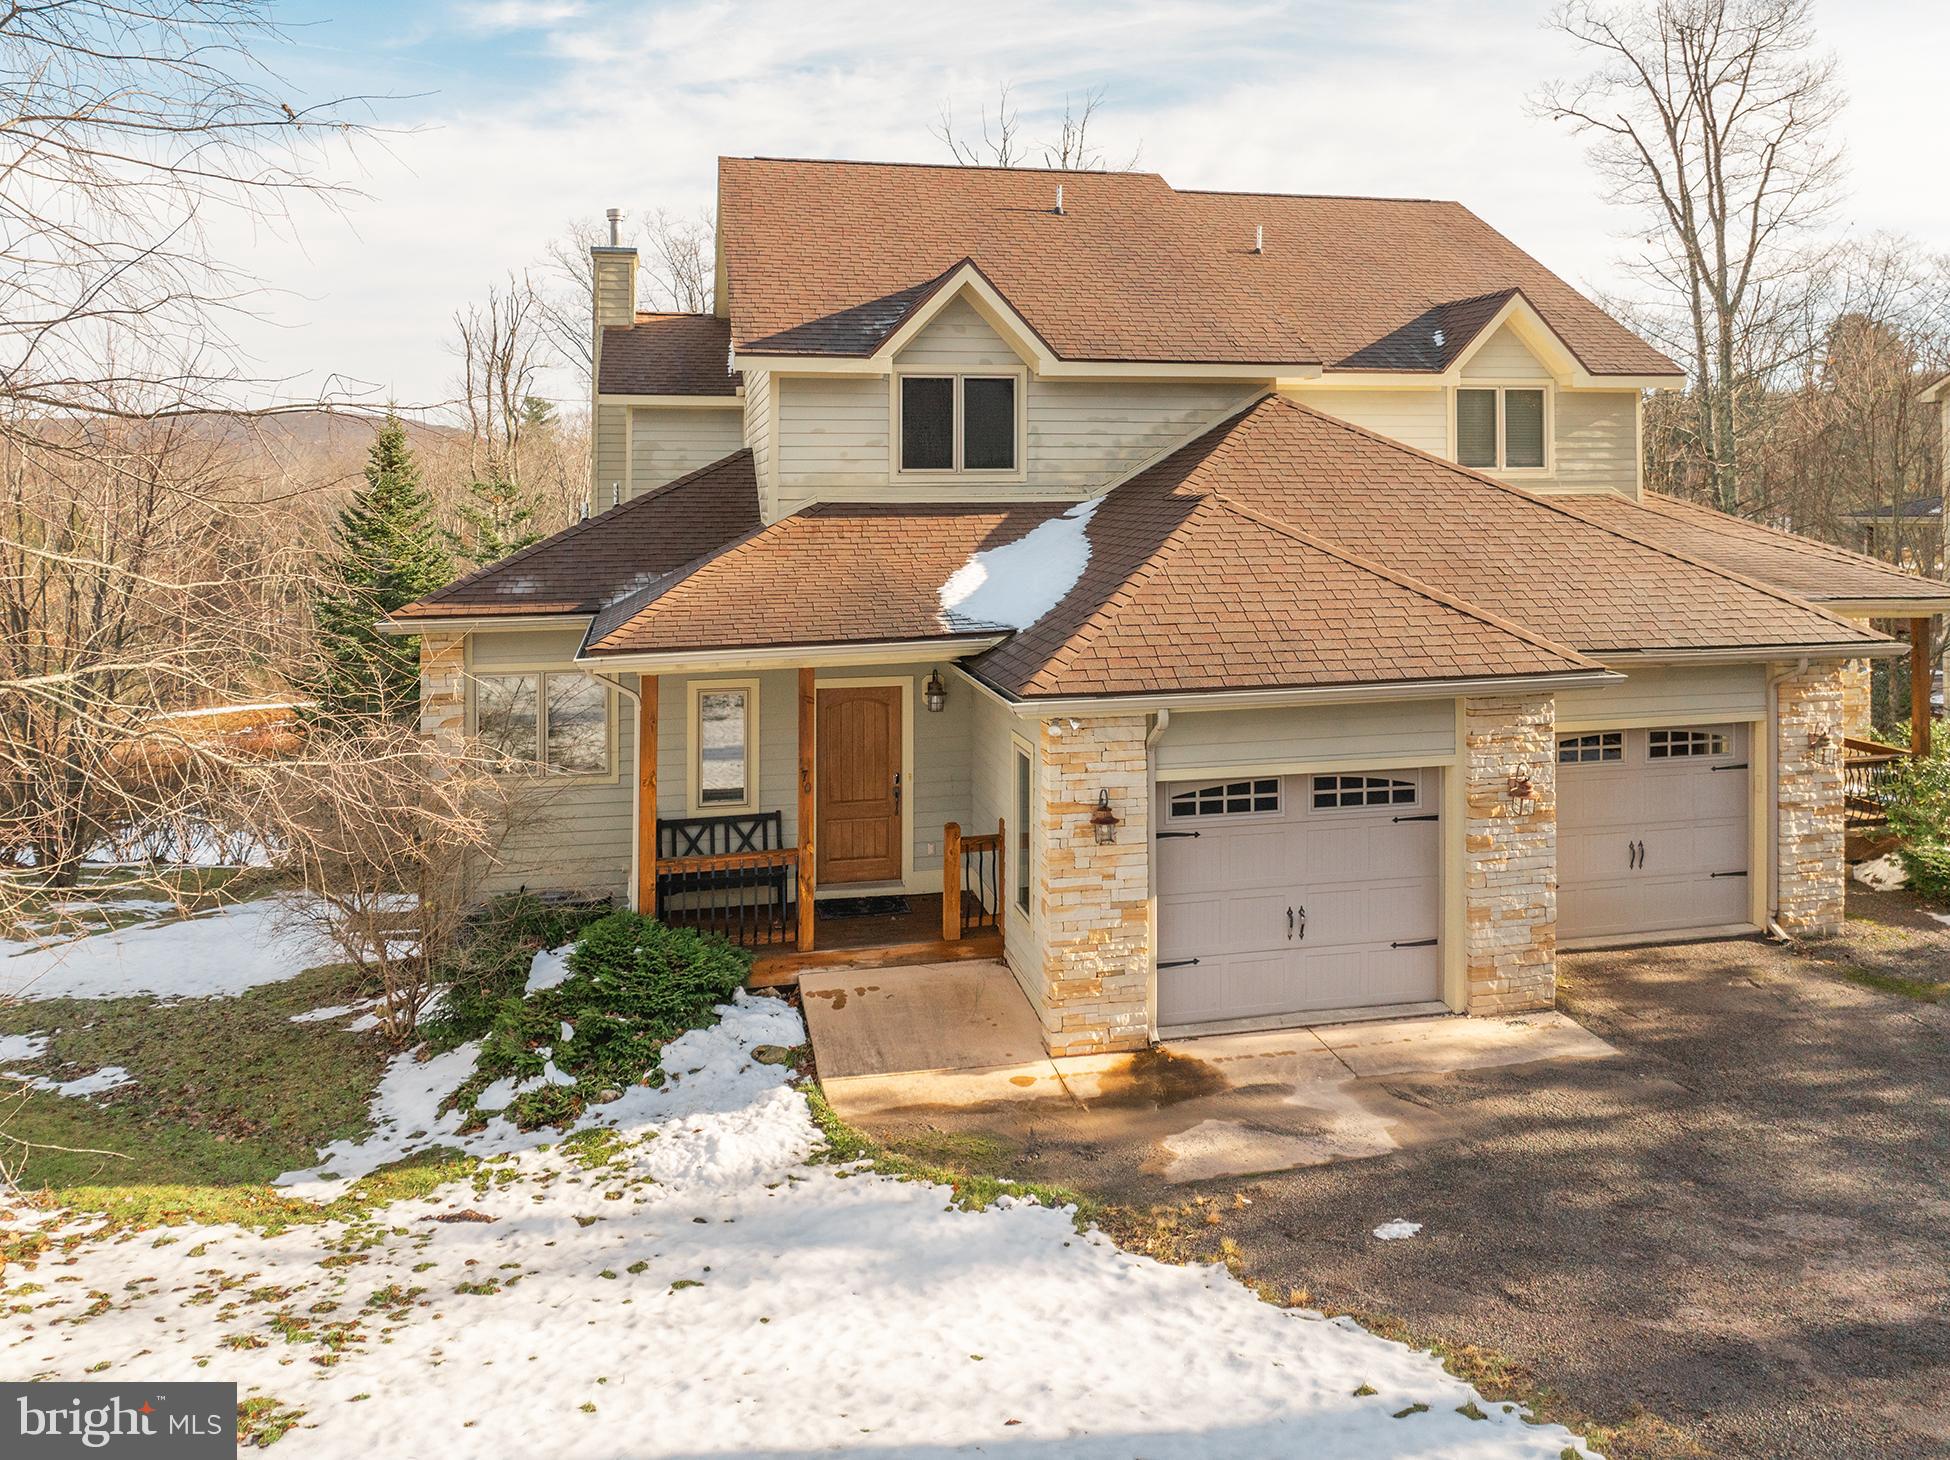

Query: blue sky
227;0;1947;408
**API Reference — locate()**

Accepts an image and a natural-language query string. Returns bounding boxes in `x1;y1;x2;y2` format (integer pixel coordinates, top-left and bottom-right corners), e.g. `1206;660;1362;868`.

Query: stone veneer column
1839;656;1873;740
1774;661;1847;937
1032;715;1151;1057
1463;693;1557;1015
419;632;466;751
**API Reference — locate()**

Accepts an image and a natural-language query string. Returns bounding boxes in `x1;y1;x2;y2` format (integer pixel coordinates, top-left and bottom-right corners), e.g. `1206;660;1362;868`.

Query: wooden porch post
637;677;658;915
1912;619;1934;760
941;822;962;942
994;816;1005;935
797;667;816;950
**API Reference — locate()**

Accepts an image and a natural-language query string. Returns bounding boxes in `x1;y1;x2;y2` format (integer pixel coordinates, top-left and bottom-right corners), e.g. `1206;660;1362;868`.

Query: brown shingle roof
394;450;759;619
1184;398;1883;656
1574;492;1950;608
717;157;1678;375
597;313;740;396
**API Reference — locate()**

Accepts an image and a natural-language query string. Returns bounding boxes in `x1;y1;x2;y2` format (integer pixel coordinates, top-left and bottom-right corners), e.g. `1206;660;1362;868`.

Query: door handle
1628;839;1637;869
1295;906;1307;941
1287;906;1294;940
1638;839;1648;870
892;771;902;810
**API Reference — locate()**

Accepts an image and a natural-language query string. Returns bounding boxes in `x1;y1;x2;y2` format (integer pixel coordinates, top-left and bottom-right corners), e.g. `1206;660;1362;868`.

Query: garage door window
1557;731;1624;765
1168;778;1281;820
1648;728;1730;759
1311;773;1417;810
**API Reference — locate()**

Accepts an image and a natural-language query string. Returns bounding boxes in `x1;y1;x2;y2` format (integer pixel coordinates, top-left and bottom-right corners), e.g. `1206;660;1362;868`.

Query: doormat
818;896;911;919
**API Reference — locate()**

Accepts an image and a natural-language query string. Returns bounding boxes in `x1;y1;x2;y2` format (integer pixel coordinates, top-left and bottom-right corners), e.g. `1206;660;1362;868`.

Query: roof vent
1054;184;1064;216
605;206;622;246
1253;224;1264;255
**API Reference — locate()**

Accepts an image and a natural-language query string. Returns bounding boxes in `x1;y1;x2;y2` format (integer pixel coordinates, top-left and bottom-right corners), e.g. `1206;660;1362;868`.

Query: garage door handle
1287;906;1294;940
1638;840;1648;869
1296;906;1306;941
1627;839;1638;869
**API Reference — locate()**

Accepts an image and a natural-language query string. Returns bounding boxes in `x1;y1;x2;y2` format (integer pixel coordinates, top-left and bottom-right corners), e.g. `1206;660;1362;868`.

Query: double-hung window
899;373;1020;474
1456;387;1548;471
476;671;611;776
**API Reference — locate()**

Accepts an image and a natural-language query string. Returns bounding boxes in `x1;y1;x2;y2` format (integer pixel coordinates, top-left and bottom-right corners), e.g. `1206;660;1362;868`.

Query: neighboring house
1837;496;1943;576
391;159;1950;1056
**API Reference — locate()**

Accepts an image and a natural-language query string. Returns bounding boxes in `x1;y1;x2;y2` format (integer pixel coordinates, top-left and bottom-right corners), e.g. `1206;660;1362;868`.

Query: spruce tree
446;476;544;569
310;414;453;723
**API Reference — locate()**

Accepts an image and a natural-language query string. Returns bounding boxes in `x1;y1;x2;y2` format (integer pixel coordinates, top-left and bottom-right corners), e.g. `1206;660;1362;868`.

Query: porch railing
1844;736;1906;829
656;847;798;947
941;819;1005;941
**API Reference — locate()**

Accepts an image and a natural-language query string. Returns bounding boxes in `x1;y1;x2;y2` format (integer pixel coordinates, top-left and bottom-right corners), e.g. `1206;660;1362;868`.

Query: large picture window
898;373;1019;474
691;681;757;812
1456;386;1548;471
476;671;611;776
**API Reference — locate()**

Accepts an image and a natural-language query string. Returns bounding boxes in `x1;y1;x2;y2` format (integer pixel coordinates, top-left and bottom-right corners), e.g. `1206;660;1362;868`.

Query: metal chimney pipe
605;207;623;246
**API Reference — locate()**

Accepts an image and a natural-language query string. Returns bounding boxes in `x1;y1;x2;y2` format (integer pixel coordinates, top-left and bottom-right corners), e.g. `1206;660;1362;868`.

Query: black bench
655;812;793;941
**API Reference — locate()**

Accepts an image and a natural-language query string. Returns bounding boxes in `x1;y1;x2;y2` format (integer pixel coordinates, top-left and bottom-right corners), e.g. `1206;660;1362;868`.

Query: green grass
0;962;391;1194
1830;965;1950;1003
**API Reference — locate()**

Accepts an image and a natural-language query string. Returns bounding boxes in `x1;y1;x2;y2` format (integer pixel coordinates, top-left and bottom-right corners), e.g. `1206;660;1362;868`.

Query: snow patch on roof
938;499;1099;632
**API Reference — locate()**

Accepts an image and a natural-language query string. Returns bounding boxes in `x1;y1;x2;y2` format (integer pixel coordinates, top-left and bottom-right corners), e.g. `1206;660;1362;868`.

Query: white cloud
207;0;1950;408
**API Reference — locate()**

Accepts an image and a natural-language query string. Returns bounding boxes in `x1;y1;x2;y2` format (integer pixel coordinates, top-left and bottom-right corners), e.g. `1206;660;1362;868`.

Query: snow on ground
7;994;1595;1459
1853;853;1909;891
0;895;329;1001
939;498;1100;631
522;944;571;993
1373;1220;1423;1241
0;1031;48;1062
7;1064;134;1097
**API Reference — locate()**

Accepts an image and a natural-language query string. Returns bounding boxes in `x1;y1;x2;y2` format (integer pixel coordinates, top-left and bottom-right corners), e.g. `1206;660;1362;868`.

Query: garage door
1155;769;1442;1035
1557;725;1751;942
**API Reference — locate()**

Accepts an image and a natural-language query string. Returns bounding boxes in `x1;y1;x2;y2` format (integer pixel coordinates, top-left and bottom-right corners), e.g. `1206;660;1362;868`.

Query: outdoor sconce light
1808;725;1838;767
923;668;947;714
1507;765;1536;803
1090;789;1122;845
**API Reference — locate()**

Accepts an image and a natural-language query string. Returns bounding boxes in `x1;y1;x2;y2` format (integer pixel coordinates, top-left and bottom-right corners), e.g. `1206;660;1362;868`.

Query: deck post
1912;618;1934;760
797;667;816;950
994;816;1005;935
637;677;658;916
941;822;962;941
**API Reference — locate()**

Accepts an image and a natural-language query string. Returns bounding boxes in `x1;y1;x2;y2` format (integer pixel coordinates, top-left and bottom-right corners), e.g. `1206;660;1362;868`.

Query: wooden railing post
995;816;1005;935
638;676;658;917
797;667;816;950
1912;618;1934;760
941;822;962;941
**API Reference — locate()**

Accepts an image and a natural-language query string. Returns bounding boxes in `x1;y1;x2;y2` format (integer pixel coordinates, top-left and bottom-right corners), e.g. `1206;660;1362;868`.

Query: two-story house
391;158;1950;1056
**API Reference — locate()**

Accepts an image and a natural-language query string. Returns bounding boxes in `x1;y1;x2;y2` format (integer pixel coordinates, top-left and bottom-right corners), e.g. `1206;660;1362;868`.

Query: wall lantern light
1090;789;1122;845
923;668;947;714
1507;765;1536;803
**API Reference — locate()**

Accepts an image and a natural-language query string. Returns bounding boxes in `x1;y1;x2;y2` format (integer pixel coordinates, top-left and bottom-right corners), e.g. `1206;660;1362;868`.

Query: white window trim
687;677;760;815
468;668;619;785
1451;382;1554;477
1646;727;1733;761
1308;770;1423;814
1166;777;1285;822
1557;731;1625;765
890;367;1029;484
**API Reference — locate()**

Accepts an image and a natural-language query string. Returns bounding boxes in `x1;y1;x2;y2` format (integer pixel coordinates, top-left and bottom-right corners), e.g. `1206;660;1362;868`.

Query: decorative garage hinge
1393;813;1440;823
1390;938;1439;949
1709;870;1750;879
1157;958;1202;969
1155;830;1202;839
1711;763;1750;772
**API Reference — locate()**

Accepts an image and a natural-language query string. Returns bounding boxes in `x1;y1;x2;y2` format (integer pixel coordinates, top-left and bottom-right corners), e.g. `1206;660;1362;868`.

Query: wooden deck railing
1844;736;1906;828
656;847;799;947
941;819;1005;941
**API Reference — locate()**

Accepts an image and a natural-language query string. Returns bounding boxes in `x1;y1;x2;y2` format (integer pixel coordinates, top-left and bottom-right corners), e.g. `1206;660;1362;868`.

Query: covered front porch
628;662;1010;981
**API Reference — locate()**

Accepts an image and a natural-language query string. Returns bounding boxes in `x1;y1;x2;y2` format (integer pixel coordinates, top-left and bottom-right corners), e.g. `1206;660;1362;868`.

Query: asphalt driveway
853;891;1950;1458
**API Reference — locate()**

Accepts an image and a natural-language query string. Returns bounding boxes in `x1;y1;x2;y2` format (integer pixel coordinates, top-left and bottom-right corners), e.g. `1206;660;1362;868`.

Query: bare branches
934;83;1139;171
451;275;549;489
1535;0;1845;512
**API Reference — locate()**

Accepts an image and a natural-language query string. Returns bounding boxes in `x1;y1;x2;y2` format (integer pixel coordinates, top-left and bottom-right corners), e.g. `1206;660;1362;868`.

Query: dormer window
1456;387;1548;472
898;373;1019;474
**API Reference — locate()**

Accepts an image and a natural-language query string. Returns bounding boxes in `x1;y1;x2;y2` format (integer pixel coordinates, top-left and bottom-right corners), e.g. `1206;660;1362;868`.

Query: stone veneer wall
1839;656;1873;740
1029;715;1152;1057
1774;661;1847;937
1463;693;1557;1014
419;632;466;750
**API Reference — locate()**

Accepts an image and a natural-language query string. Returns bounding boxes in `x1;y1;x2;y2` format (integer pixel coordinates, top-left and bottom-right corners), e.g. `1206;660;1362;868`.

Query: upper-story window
899;374;1019;473
1456;387;1547;471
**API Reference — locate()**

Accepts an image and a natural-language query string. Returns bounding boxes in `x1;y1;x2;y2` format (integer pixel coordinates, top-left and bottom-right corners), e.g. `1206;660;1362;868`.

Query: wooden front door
815;686;903;885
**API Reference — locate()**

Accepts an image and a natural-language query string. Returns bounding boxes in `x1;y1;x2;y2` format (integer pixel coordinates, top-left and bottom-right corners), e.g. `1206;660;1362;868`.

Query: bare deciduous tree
1534;0;1846;513
934;83;1140;171
452;275;552;489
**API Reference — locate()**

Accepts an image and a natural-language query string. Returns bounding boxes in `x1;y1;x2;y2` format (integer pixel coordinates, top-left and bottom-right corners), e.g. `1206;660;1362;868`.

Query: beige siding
1555;663;1768;729
968;686;1038;984
626;405;743;500
743;368;776;520
1460;323;1550;380
591;251;635;328
1156;699;1457;778
593;403;629;512
1285;387;1448;456
467;627;632;901
772;297;1249;512
1549;390;1639;497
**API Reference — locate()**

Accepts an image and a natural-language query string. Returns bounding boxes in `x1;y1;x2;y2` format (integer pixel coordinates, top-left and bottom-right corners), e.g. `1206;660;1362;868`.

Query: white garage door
1557;724;1752;942
1155;770;1443;1035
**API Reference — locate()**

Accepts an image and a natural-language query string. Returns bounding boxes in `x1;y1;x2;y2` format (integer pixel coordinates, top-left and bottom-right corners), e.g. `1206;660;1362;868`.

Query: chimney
590;205;638;333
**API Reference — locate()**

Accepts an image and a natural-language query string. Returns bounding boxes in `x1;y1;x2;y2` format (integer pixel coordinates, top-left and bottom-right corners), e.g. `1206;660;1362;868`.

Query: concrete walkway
806;958;1616;1181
